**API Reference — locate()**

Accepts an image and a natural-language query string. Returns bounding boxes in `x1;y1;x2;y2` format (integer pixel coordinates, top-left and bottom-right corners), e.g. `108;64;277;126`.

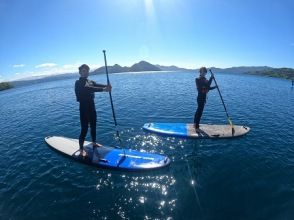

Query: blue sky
0;0;293;81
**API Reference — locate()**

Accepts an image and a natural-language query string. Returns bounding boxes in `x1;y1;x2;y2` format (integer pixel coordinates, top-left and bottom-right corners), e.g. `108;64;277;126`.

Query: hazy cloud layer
35;63;58;68
10;63;100;81
13;64;25;68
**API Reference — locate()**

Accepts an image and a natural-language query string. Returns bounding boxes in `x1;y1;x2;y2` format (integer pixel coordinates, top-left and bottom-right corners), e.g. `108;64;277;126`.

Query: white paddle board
45;136;170;171
143;123;250;139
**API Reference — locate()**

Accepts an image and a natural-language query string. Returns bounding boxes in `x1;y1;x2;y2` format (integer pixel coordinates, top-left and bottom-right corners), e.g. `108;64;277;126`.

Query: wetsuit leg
89;110;97;143
194;99;205;128
79;109;89;150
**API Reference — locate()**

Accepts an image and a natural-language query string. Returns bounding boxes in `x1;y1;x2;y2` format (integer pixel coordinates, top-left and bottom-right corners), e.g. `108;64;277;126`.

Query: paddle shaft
209;69;234;130
103;50;122;143
211;73;229;118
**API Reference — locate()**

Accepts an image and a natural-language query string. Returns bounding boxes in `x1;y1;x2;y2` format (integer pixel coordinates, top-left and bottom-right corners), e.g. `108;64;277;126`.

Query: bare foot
79;149;87;157
92;142;103;148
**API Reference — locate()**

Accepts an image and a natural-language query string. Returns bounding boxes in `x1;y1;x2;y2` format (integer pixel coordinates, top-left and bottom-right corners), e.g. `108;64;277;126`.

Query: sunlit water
1;71;294;219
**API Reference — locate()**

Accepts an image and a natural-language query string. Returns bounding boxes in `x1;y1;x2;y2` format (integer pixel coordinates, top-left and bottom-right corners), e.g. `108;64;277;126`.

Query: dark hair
79;64;90;72
199;67;207;74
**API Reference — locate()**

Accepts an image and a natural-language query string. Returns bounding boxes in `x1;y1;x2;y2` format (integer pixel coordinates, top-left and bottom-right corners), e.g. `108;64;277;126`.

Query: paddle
209;69;235;135
103;50;126;162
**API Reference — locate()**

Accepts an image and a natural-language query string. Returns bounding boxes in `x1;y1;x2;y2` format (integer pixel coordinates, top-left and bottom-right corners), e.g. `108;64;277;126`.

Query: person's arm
75;80;81;102
92;81;107;88
195;78;201;92
209;86;217;90
208;75;213;86
208;73;217;90
85;80;111;92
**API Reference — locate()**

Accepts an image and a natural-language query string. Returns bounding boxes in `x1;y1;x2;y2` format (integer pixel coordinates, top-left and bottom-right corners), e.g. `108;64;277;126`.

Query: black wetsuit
75;77;105;150
194;76;216;128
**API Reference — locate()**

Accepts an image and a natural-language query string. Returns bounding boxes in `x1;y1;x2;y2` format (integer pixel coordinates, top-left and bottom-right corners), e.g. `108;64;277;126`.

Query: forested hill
0;82;13;91
247;68;294;79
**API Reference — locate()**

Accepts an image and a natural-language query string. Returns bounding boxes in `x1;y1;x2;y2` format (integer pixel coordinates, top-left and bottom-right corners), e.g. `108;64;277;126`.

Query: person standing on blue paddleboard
194;67;217;131
75;64;112;157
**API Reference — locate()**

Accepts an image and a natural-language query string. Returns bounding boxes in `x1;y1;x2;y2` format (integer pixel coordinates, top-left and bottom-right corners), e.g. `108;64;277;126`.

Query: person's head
79;64;90;78
199;67;207;77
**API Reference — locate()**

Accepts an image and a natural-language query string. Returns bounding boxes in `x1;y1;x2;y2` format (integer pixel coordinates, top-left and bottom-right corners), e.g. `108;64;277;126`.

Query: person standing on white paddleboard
194;67;217;131
75;64;112;157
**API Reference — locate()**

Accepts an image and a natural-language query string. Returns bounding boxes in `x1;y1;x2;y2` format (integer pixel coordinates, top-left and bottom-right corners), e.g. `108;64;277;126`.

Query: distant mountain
155;65;192;72
155;65;275;74
209;66;294;79
91;61;160;75
210;66;273;74
129;61;161;72
11;73;76;87
247;67;294;79
8;61;294;88
11;61;161;88
91;64;129;75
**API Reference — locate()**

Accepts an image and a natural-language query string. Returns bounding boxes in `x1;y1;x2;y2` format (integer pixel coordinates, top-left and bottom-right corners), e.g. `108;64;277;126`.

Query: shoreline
2;67;294;90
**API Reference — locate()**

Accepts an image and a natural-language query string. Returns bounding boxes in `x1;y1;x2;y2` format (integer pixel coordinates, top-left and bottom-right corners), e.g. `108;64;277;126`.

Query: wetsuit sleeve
208;76;216;90
92;81;107;88
208;76;213;86
75;80;81;102
85;80;105;92
195;78;201;92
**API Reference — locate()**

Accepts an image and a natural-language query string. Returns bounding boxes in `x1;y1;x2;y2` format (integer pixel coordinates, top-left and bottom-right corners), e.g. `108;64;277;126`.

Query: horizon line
1;60;294;83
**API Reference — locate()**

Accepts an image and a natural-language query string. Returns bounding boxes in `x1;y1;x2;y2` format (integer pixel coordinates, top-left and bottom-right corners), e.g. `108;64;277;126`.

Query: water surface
1;71;294;219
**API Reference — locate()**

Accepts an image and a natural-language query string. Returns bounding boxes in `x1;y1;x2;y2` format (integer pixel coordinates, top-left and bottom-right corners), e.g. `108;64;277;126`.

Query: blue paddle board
45;136;170;171
143;123;250;139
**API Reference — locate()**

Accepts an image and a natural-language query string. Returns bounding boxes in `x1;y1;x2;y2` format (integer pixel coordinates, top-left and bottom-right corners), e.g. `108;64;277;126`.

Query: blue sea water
0;71;294;220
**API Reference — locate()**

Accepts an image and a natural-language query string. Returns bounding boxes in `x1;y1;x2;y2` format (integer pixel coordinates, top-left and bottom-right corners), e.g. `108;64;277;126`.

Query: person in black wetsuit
194;67;217;131
75;64;112;157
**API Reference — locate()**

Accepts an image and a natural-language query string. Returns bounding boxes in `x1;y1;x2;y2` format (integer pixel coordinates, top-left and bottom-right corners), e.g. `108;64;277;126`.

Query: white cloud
63;64;80;69
10;71;38;81
7;62;102;81
34;63;80;75
35;63;58;68
89;64;101;70
62;63;100;70
13;64;25;68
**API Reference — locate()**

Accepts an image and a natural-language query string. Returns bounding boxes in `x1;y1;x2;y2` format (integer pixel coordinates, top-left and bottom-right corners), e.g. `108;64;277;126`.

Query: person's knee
80;124;88;135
